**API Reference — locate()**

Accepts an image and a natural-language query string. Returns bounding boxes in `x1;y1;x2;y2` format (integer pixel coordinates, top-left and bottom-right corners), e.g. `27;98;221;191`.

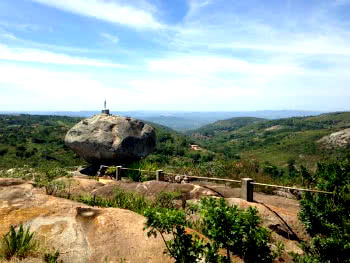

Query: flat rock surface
0;178;172;263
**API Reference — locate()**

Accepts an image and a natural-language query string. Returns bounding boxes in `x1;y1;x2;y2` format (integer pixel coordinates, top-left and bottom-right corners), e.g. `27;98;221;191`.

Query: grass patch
77;189;182;215
78;188;151;214
0;225;37;260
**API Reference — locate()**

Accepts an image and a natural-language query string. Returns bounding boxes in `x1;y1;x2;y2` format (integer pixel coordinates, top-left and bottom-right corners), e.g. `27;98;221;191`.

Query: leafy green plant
199;197;274;263
297;156;350;263
43;250;60;263
144;207;225;263
154;191;181;209
34;166;69;188
45;180;66;195
1;224;36;259
105;166;116;176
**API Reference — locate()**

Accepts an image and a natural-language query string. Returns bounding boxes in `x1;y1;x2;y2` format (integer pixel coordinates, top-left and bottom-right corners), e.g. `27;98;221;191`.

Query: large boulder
65;114;156;164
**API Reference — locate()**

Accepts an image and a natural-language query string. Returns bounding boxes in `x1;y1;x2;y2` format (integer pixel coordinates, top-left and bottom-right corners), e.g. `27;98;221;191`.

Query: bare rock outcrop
0;178;171;263
65;114;156;164
318;128;350;148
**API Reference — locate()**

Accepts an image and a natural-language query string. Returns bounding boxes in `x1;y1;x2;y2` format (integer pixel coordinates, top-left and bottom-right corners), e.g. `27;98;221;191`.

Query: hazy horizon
1;0;350;111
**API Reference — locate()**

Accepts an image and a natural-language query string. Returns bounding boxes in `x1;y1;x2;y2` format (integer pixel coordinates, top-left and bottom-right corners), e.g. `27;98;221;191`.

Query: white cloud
212;37;350;56
0;64;132;110
148;55;302;76
0;44;125;67
31;0;163;30
1;61;349;111
100;32;119;44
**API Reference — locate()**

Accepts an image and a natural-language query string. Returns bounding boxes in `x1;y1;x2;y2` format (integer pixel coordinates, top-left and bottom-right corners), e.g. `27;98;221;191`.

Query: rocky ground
318;127;350;148
0;172;308;262
0;178;171;263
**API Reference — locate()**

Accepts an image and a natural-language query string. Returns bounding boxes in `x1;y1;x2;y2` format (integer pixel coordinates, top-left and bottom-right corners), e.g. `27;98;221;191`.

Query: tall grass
0;224;37;260
78;189;151;214
77;189;181;215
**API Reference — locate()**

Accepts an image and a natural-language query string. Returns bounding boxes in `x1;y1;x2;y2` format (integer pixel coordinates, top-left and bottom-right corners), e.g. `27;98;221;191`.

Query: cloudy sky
0;0;349;111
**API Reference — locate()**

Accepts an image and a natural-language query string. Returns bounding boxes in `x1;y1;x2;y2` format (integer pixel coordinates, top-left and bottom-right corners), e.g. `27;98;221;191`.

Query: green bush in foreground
199;198;273;263
296;156;350;263
144;207;225;263
144;198;275;263
1;224;36;259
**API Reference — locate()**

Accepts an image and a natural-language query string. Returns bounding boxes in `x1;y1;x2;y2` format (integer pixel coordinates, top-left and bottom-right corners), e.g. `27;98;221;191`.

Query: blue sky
0;0;349;111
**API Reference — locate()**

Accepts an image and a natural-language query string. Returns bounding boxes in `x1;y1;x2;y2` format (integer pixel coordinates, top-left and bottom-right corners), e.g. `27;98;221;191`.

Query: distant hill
188;117;266;137
143;116;206;131
190;112;350;167
0;110;322;131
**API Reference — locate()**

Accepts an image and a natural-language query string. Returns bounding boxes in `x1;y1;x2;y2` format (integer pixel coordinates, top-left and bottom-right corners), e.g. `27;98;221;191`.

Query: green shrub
105;166;116;176
0;146;8;156
34;166;69;188
144;198;276;263
199;198;274;263
112;188;150;214
154;191;181;209
144;207;225;263
44;250;60;263
297;156;350;263
45;180;66;196
1;224;36;259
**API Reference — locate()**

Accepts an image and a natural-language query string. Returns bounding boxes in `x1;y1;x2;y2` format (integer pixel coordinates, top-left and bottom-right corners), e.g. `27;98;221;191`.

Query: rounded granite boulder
65;114;156;164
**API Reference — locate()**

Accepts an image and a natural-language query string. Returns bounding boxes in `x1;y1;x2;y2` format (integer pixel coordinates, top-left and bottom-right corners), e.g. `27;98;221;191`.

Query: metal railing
109;166;333;202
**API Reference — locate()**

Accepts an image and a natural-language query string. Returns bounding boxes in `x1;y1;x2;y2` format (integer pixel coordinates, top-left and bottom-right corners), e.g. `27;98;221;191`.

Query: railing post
116;166;122;181
241;178;254;202
156;170;164;181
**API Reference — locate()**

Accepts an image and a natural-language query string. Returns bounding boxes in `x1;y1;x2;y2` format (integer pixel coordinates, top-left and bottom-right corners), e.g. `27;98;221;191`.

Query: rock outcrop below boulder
65;114;156;164
0;178;172;263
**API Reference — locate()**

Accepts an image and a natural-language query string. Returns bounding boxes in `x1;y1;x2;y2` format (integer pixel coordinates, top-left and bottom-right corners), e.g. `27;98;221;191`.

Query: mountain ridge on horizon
0;110;326;131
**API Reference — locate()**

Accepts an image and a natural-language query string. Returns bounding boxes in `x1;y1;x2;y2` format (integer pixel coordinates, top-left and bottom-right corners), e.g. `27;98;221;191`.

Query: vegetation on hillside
0;114;216;170
1;113;349;262
188;117;265;137
189;112;350;168
0;114;84;168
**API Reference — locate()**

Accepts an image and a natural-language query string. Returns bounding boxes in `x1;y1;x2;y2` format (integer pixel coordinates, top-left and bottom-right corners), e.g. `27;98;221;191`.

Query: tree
144;207;224;263
199;198;273;263
296;156;350;263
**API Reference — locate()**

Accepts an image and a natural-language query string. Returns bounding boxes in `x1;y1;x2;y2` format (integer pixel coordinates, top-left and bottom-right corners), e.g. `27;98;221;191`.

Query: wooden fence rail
108;166;333;202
